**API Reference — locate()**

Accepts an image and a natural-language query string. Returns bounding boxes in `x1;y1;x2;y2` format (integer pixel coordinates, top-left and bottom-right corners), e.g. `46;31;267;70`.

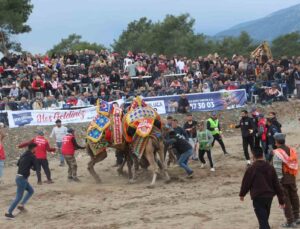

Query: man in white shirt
50;119;68;166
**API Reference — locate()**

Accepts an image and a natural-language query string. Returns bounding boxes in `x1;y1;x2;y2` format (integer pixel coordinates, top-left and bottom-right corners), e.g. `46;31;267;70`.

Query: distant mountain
216;4;300;41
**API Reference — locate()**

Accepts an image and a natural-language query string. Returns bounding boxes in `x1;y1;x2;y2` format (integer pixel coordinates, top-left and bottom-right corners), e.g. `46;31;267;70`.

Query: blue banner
143;89;247;114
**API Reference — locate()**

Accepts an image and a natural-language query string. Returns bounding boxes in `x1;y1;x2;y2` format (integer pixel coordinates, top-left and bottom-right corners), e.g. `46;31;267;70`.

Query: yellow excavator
251;41;272;64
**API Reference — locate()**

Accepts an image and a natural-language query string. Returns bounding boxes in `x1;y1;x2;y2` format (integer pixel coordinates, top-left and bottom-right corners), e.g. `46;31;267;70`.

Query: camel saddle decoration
123;96;162;158
86;100;124;156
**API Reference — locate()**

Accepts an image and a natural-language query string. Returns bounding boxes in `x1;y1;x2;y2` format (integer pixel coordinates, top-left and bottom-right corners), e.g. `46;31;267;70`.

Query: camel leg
144;140;159;188
87;150;107;183
117;152;127;175
158;140;171;182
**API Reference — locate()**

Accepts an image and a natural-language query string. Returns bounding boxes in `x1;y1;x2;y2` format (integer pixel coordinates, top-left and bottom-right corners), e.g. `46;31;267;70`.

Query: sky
17;0;300;54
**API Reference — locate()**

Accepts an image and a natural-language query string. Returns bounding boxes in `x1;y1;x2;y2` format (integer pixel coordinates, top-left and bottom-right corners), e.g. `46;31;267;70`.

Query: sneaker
186;172;194;179
72;177;80;182
200;163;206;168
246;160;251;166
210;168;215;172
17;206;26;212
5;213;14;219
45;180;54;184
281;222;297;228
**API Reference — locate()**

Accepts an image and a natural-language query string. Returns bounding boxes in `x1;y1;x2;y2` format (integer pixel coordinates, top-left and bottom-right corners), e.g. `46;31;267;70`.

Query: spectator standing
183;113;198;160
0;123;6;184
239;147;285;229
61;128;85;182
9;82;19;98
18;131;56;184
273;133;300;228
235;110;254;165
50;119;68;166
207;111;229;155
196;121;215;171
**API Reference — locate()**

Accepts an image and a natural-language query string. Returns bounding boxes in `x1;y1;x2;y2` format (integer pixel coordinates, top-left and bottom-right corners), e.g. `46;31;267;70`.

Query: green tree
272;32;300;58
47;34;106;56
112;17;153;55
0;0;33;55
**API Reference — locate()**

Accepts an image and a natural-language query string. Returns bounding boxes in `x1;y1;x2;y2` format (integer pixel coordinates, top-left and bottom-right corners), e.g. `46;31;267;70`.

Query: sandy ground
0;121;300;229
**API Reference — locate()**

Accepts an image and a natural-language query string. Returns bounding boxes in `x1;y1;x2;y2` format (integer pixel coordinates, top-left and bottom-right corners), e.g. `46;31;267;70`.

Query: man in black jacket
5;143;39;219
235;110;254;165
166;131;194;178
239;147;285;229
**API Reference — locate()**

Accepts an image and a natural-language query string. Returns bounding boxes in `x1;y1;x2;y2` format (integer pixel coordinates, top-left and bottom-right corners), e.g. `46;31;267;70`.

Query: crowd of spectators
0;49;300;111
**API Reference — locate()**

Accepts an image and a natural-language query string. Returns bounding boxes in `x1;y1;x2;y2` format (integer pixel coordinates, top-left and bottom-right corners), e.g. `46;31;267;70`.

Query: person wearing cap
183;113;198;160
239;147;285;229
62;128;85;182
0;123;6;184
165;131;194;178
207;111;229;155
235;110;255;165
272;133;300;228
50;119;68;166
18;131;56;185
5;143;39;219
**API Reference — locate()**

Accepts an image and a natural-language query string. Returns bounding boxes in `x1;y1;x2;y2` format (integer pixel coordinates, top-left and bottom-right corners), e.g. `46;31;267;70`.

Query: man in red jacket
19;131;56;184
62;128;85;182
31;76;45;97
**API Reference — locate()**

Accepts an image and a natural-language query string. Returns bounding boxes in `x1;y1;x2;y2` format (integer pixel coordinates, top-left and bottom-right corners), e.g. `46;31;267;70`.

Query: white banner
145;100;166;114
7;107;97;128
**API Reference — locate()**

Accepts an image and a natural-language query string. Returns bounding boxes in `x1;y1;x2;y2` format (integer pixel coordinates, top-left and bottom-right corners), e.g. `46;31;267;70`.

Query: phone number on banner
190;101;215;110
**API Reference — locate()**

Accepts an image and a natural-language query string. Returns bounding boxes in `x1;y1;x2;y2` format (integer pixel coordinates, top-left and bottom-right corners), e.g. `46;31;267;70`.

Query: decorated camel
86;97;170;187
122;96;170;187
86;100;133;183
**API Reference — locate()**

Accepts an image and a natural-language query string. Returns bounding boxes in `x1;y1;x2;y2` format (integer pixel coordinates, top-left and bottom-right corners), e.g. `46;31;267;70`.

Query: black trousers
242;136;254;160
212;134;227;154
198;149;214;168
253;197;273;229
36;159;51;182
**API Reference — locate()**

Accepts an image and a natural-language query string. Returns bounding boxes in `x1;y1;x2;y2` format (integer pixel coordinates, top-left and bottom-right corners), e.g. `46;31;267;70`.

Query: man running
5;143;39;219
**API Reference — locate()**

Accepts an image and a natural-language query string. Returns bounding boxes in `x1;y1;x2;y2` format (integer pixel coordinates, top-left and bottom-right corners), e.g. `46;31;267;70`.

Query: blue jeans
0;160;4;177
178;149;193;175
56;142;64;164
8;176;34;214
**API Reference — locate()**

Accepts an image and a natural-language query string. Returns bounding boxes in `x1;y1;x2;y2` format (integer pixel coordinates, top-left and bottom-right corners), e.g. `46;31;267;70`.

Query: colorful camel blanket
112;107;123;145
132;126;162;159
86;115;110;143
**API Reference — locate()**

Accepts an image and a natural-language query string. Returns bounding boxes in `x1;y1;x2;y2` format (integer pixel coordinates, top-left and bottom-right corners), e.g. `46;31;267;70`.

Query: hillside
216;4;300;41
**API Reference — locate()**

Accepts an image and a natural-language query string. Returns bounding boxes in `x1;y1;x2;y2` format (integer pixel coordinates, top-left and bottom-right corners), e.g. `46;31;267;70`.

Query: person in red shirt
257;114;268;159
62;128;85;182
31;76;45;97
18;131;56;184
66;94;78;106
0;123;6;184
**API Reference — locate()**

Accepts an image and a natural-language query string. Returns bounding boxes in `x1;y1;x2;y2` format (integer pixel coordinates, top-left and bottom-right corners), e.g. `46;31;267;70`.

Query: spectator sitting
18;97;31;110
77;94;90;107
66;93;78;106
202;83;211;93
57;95;66;108
32;98;44;110
8;97;18;111
31;76;45;97
178;94;190;113
9;82;20;98
44;95;58;108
